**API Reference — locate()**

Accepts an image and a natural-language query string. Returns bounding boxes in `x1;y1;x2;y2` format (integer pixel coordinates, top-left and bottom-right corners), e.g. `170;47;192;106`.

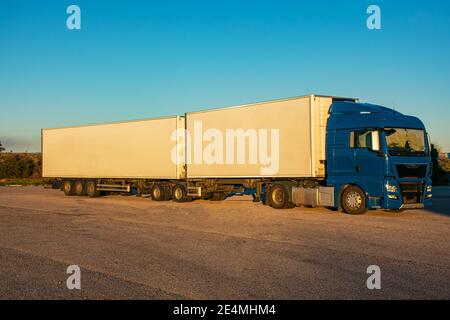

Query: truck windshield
384;128;427;157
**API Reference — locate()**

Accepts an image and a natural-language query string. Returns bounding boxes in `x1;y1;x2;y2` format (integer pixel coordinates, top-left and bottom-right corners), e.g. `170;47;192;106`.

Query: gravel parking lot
0;186;449;299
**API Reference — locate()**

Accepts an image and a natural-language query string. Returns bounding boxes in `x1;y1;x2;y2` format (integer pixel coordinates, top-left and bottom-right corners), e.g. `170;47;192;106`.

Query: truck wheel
162;185;172;201
151;184;164;201
341;186;368;215
172;184;190;202
86;181;101;197
63;180;75;196
74;180;87;196
268;184;292;209
210;192;227;201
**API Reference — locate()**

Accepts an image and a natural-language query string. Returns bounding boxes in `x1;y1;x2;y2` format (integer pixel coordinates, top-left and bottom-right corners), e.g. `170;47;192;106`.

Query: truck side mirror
371;131;380;151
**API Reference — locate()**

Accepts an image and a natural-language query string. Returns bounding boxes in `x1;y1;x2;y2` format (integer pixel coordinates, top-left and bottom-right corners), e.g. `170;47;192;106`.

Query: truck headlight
385;183;398;193
426;185;432;193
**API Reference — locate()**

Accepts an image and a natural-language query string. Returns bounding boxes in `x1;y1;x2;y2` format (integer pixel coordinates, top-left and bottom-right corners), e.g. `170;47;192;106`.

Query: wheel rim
76;183;83;194
87;183;94;193
271;188;284;206
345;191;362;210
174;187;183;200
153;187;161;199
64;182;71;193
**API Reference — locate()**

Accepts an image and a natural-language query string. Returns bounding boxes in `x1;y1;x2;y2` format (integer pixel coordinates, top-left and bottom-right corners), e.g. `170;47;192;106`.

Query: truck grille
396;164;427;178
399;182;424;204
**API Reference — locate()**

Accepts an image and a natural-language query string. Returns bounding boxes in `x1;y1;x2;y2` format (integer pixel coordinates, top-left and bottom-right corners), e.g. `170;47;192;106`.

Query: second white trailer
185;95;333;179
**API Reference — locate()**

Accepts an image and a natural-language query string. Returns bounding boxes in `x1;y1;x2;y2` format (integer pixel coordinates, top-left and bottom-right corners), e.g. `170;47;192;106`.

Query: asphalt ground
0;186;449;299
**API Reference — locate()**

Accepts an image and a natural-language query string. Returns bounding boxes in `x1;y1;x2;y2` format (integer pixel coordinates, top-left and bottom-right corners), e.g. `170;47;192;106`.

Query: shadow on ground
426;186;450;217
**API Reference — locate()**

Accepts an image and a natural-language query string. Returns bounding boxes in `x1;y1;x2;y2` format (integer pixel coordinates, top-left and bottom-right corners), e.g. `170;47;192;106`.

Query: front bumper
383;178;432;210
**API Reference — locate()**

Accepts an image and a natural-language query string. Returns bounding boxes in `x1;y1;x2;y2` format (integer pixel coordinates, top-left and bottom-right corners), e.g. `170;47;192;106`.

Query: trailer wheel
162;185;172;201
172;184;190;202
151;184;172;201
86;181;101;197
341;186;368;215
74;180;87;196
63;180;75;196
151;184;164;201
268;184;291;209
210;192;227;201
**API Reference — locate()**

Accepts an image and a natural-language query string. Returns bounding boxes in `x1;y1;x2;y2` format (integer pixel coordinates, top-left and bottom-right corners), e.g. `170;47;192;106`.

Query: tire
86;180;101;197
341;186;368;215
162;185;172;201
172;184;190;202
268;184;292;209
151;184;163;201
151;184;171;201
150;184;172;201
210;192;227;201
74;180;86;196
62;180;75;196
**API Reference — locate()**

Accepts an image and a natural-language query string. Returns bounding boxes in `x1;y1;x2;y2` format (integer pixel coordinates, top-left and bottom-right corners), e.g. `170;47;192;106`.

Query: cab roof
328;101;425;130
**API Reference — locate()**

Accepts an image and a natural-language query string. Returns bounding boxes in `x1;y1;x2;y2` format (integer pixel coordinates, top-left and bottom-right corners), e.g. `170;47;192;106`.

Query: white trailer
185;95;332;179
42;116;185;196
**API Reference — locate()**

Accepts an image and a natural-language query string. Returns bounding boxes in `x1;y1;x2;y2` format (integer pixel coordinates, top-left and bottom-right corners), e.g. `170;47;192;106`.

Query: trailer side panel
186;96;327;178
42;117;182;179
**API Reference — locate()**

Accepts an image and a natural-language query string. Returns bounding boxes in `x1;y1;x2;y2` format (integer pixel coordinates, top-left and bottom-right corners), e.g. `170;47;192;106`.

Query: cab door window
350;130;372;149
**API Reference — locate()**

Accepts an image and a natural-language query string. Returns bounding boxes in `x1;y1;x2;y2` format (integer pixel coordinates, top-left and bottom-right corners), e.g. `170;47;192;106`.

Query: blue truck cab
326;101;432;214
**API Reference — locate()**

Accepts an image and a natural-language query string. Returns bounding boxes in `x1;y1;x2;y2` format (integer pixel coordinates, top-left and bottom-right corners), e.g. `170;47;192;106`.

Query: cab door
328;129;356;177
351;129;385;197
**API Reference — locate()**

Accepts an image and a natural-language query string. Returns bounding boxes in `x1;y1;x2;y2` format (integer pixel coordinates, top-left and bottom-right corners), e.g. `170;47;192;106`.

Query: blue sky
1;0;449;152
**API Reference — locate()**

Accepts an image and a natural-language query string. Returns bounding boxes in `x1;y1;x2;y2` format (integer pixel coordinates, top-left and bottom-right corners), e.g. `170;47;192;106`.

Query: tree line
0;141;42;179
